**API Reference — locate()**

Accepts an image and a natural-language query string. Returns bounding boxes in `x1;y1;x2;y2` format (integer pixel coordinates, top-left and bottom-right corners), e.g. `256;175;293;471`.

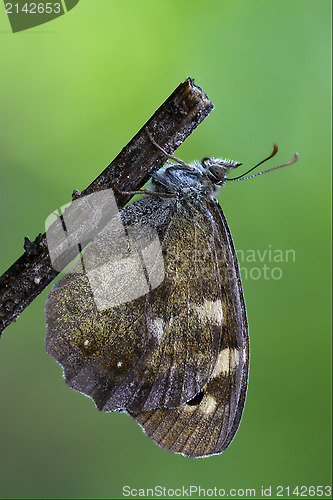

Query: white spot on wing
212;348;240;378
148;317;165;341
201;395;217;414
192;299;223;325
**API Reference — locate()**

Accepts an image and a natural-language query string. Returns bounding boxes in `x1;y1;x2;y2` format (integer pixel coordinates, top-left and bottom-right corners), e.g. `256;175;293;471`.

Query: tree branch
0;77;214;336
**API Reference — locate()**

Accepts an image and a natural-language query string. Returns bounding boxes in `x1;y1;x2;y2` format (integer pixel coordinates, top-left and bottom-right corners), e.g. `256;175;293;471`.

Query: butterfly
45;134;298;457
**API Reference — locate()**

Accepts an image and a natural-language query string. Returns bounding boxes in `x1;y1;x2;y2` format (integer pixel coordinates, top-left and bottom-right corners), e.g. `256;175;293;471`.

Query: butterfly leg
146;129;195;171
113;185;175;198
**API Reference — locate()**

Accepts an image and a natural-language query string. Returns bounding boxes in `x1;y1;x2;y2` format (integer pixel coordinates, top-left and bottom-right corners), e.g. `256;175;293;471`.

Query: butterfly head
200;157;242;187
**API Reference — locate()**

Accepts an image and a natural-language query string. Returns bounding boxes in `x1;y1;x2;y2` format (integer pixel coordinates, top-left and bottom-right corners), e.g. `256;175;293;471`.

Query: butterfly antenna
227;144;299;181
227;144;279;181
234;153;299;181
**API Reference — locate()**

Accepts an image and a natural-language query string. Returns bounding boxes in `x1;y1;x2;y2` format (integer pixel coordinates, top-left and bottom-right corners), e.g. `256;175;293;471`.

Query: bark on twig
0;77;214;336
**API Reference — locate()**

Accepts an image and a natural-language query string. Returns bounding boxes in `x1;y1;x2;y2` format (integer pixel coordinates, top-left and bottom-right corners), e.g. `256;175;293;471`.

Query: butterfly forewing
45;196;229;413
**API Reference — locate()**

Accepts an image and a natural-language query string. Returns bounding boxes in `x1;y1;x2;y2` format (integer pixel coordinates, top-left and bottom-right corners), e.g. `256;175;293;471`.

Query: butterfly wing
45;196;226;413
129;199;249;457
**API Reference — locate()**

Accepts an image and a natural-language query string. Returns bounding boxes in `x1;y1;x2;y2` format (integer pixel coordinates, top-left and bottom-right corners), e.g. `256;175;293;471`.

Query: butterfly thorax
152;157;242;200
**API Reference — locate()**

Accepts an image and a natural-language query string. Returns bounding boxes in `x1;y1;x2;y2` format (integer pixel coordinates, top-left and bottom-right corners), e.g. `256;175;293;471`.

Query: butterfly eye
203;165;226;185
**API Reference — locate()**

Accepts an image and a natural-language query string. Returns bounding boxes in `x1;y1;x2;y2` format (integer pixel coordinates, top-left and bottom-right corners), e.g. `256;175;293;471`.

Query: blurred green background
0;1;331;499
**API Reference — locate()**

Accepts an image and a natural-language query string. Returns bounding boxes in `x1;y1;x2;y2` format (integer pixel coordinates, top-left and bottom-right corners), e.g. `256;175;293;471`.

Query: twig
0;77;214;336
